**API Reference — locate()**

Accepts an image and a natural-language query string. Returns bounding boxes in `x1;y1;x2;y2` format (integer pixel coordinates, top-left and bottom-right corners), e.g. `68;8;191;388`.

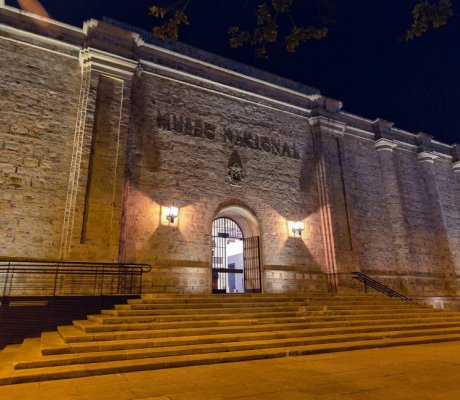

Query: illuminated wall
0;4;459;297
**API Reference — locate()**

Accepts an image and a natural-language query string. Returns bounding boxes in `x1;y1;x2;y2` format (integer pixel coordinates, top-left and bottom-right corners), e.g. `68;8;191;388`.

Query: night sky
7;0;460;145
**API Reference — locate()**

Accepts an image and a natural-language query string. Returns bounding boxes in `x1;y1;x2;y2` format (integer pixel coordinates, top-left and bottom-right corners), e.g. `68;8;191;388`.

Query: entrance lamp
166;206;179;223
292;221;305;237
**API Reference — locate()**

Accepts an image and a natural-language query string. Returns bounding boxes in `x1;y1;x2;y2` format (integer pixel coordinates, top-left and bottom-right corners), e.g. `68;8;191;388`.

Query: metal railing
0;260;151;299
351;272;411;301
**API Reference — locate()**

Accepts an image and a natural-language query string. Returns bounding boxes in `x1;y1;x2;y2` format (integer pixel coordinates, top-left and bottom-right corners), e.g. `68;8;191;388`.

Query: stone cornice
0;3;458;155
308;116;346;138
309;95;343;113
79;48;138;79
372;118;395;141
451;144;460;162
375;138;398;152
417;151;439;163
453;161;460;173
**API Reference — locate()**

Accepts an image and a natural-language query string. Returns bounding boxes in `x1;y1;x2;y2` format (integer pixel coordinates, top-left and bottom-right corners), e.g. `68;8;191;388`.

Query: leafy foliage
149;0;456;57
406;0;453;40
149;1;190;41
228;0;332;58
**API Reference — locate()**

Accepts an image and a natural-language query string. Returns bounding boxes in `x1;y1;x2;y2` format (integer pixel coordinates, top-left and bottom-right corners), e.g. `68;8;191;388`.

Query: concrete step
100;309;305;318
3;333;460;385
115;304;306;315
0;344;22;376
57;320;460;345
129;297;408;305
140;293;336;299
139;293;383;300
14;326;460;370
100;306;438;318
87;310;457;325
115;302;416;311
42;315;460;355
73;315;460;335
1;293;458;387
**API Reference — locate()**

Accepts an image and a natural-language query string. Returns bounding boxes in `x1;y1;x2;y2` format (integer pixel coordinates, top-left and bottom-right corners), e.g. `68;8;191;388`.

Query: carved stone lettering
204;122;216;141
223;128;233;144
194;119;203;138
185;118;193;136
155;109;300;160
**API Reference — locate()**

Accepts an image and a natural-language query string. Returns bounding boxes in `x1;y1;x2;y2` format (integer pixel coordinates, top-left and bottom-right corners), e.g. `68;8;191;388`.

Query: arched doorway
211;206;262;294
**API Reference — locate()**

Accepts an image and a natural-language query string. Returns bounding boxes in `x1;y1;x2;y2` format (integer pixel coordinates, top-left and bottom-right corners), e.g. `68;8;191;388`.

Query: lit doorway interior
211;217;261;294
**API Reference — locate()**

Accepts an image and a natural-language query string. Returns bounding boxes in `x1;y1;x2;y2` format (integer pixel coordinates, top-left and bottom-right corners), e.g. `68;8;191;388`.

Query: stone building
1;3;459;304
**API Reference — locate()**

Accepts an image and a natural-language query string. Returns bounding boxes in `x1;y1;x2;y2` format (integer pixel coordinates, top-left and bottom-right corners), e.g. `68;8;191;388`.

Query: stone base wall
363;273;456;297
142;267;210;294
413;296;460;311
0;267;137;297
264;270;329;293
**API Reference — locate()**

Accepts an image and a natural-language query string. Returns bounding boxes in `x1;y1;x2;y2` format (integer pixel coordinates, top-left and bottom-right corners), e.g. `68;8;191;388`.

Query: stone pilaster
59;62;97;260
374;138;411;272
417;137;457;295
309;115;360;291
59;48;138;261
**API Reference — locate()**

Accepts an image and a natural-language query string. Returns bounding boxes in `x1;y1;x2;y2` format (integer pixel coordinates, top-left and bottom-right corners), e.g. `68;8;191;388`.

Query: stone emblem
228;163;244;187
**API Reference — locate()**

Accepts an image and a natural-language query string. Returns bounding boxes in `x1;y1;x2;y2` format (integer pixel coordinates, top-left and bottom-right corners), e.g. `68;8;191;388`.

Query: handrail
0;260;151;299
351;272;410;302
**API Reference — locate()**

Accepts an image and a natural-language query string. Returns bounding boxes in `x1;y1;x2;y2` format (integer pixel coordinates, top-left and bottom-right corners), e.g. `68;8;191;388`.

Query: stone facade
0;4;459;300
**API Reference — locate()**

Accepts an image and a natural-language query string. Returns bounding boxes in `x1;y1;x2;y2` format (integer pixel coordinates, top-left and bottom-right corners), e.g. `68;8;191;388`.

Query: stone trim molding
79;48;138;79
417;151;439;163
375;138;398;152
59;64;93;259
309;116;346;138
453;161;460;173
0;3;457;158
140;60;312;117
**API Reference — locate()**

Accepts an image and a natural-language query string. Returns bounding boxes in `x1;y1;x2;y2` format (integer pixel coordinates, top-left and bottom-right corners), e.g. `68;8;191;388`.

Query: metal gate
243;236;262;293
211;217;261;293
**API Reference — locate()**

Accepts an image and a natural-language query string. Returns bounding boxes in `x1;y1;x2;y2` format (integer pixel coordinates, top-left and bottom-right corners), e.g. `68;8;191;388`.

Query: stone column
310;113;360;291
417;135;457;295
374;138;411;272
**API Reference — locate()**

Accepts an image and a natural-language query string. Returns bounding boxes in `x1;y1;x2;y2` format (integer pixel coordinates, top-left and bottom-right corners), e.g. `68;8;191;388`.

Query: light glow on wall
161;205;179;227
287;220;305;238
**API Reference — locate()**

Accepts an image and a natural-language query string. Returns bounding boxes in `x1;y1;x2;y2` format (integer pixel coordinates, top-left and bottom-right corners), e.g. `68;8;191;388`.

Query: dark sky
7;0;460;145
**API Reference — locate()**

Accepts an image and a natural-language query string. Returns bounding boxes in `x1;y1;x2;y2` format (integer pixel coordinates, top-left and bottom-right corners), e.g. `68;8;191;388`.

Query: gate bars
211;217;261;293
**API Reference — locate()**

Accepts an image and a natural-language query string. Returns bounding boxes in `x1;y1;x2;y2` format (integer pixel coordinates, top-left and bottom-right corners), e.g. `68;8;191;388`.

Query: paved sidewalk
0;341;459;399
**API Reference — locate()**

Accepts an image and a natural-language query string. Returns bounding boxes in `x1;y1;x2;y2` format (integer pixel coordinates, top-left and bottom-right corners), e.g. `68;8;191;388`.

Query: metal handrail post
130;268;134;294
139;268;143;295
100;265;105;296
53;263;60;297
3;262;11;299
93;266;98;296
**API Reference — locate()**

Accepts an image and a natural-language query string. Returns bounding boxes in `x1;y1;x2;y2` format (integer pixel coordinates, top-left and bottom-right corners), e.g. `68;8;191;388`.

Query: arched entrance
211;206;262;294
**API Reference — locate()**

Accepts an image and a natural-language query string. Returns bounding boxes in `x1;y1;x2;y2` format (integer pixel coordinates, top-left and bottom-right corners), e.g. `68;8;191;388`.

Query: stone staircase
2;293;460;385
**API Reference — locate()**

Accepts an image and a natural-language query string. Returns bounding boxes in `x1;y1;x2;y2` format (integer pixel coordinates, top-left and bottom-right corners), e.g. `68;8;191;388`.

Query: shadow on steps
0;296;137;349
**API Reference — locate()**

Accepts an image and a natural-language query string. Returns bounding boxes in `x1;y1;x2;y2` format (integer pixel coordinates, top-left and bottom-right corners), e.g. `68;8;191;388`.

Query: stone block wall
0;36;80;260
0;5;459;297
121;72;327;292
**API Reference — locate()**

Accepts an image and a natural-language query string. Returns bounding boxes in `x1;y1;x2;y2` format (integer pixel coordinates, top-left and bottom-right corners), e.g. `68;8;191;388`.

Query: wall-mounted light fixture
291;221;305;237
165;206;179;223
